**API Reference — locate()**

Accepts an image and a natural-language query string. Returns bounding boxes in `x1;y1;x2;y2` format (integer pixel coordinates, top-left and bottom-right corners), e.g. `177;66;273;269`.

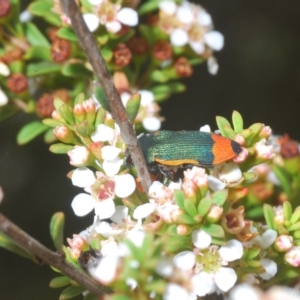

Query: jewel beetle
125;130;242;181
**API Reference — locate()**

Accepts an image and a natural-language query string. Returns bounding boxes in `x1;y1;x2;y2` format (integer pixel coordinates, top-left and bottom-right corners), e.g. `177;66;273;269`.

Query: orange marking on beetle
211;133;238;164
155;158;199;166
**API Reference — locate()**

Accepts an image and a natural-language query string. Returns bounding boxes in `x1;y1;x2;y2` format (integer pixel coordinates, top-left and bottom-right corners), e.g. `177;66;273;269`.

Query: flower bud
68;146;93;167
36;94;54;117
174;57;193;78
274;235;293;252
285;246;300;267
128;36;149;56
176;224;192;236
153;40;173;61
51;38;71;62
113;43;132;67
7;73;27;94
89;142;104;161
83;98;96;125
206;204;223;223
73;104;86;123
54;125;75;144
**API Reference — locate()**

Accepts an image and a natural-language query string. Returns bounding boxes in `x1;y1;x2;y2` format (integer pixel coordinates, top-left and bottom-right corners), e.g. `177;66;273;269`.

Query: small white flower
19;10;33;23
192;229;212;249
91;124;114;142
207;56;219;75
83;13;100;32
159;0;177;15
204;31;224;51
68;146;91;167
0;62;10;76
218;163;242;185
259;258;277;280
142;116;161;131
163;283;192;300
0;89;8;106
139;90;155;106
170;28;189;47
71;167;96;188
133;203;155;219
173;251;196;270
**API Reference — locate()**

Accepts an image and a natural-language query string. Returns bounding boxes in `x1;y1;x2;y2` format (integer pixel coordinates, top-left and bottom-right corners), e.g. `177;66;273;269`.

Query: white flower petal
95;198;115;219
219;163;242;184
159;0;177;15
261;229;277;249
229;284;261;300
126;230;145;247
0;89;8;106
208;175;226;191
101;146;121;160
219;239;243;261
215;267;237;292
89;253;119;284
189;41;205;54
83;13;100;32
163;283;190;300
106;21;122;33
139;90;155;106
192;272;215;296
110;205;128;225
117;8;138;26
142;117;161;131
192;229;212;249
121;92;131;106
259;258;277;280
114;174;136;198
103;157;123;177
170;28;189;47
71;167;96;188
207;56;219;75
204;31;224;51
173;251;196;271
71;193;95;216
156;258;174;277
88;0;103;5
19;10;33;23
176;3;193;24
0;62;10;76
91;124;114;142
133;203;154;219
197;11;212;26
199;125;211;132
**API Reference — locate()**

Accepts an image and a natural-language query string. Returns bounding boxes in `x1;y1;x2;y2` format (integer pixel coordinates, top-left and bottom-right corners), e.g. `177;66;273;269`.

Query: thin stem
60;0;152;193
0;213;112;296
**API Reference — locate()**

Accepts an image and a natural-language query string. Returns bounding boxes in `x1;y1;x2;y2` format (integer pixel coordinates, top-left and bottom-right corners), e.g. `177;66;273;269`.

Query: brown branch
0;213;112;296
60;0;152;192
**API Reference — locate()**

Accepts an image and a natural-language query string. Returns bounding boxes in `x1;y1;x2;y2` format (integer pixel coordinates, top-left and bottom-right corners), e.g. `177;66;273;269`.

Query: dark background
1;0;300;299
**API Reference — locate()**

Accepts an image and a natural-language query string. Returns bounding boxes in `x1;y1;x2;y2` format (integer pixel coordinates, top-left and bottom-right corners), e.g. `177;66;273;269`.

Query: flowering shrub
1;1;300;300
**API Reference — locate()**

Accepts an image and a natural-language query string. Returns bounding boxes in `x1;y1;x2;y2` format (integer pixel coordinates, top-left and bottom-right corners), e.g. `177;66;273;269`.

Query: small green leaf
44;128;57;144
100;48;113;62
83;293;100;300
174;190;185;210
126;93;141;121
50;212;65;252
151;82;186;95
290;208;300;224
24;46;51;60
198;196;213;216
288;221;300;232
167;224;178;236
215;116;232;137
49;276;70;288
272;164;292;198
246;246;260;260
138;0;160;15
61;63;92;78
163;235;192;253
24;22;50;47
246;206;264;219
144;280;165;293
49;143;74;154
263;204;275;230
0;233;33;260
243;171;257;182
247;123;264;142
201;224;225;238
74;92;85;105
212;189;228;206
42;118;63;128
17;121;49;145
29;2;61;26
94;107;106;126
151;70;168;83
109;295;132;300
140;234;154;261
26;61;61;77
176;213;195;225
222;124;236;139
283;201;292;221
56;27;78;42
94;86;111;112
232;111;243;133
184;198;197;217
60;285;85;300
9;60;25;73
59;104;74;124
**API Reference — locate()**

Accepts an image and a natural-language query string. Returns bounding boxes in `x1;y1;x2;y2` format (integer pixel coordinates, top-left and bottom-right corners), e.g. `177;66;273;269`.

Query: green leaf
24;22;50;47
174;190;185;210
290;208;300;224
201;224;225;238
144;280;165;293
49;143;74;154
44;128;57;144
288;221;300;232
232;111;243;133
283;201;292;221
247;123;264;142
83;293;99;300
212;189;228;206
61;63;92;78
198;196;213;216
246;206;264;219
26;61;62;77
0;233;33;260
151;70;168;83
138;0;160;15
176;213;195;225
140;234;154;261
163;235;192;253
243;171;257;182
272;164;292;198
263;204;275;230
58;104;74;124
126;93;141;121
60;285;85;300
246;246;260;260
184;198;197;217
29;2;61;26
74;92;85;105
109;295;132;300
24;46;51;60
215;116;232;137
94;86;111;112
49;276;70;288
94;107;106;126
42;118;63;128
222;124;236;139
100;48;113;62
151;82;186;96
56;27;78;42
50;212;65;252
9;60;25;73
17;121;49;145
167;224;179;236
